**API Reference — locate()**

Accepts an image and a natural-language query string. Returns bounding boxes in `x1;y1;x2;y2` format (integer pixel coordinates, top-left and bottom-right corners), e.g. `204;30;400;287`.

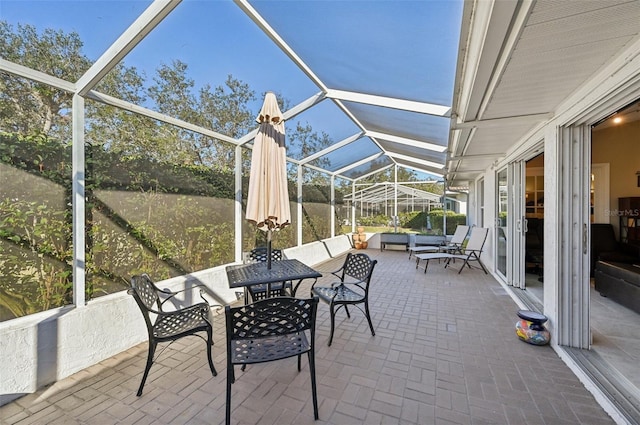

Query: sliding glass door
496;168;508;279
496;163;527;286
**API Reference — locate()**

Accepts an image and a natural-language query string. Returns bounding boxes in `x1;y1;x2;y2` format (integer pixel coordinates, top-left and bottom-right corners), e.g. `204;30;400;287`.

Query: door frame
495;167;508;280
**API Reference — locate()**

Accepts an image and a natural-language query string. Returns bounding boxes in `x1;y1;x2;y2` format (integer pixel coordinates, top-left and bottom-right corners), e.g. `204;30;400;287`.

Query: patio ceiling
2;0;638;187
448;0;640;188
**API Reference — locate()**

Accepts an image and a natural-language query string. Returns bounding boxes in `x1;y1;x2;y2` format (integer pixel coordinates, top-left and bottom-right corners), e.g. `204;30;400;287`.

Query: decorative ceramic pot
515;310;550;345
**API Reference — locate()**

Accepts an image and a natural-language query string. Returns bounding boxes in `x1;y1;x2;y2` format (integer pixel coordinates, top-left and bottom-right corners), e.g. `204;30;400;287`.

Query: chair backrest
226;297;318;341
129;274;163;333
341;252;377;284
130;274;162;312
450;225;470;245
248;247;283;263
464;227;489;252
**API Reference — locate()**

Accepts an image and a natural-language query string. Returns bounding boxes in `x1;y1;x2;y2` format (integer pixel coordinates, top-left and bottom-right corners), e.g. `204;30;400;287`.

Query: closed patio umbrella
246;92;291;269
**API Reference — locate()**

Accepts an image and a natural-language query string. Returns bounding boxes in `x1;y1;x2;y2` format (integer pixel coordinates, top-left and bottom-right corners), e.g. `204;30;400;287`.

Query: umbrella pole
267;229;272;270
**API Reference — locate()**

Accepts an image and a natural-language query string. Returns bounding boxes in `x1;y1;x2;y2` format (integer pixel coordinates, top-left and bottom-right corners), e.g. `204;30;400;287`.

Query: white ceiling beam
366;130;447;153
351;164;394;181
86;90;239;145
283;92;327;120
76;0;181;95
475;0;535;119
386;152;444;170
448;152;504;160
396;163;444;179
326;89;451;117
451;113;552;130
1;59;75;92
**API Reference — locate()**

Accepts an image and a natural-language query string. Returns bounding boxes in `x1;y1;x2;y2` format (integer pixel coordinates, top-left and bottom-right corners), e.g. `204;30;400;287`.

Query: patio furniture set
128;229;493;423
128;249;377;424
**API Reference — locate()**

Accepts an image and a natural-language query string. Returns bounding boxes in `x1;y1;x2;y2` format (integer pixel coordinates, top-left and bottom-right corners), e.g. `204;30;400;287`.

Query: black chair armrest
158;284;209;307
147;301;210;317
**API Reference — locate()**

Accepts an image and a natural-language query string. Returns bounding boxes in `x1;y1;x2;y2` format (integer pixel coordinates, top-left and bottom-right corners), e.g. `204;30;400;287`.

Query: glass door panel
496;168;508;278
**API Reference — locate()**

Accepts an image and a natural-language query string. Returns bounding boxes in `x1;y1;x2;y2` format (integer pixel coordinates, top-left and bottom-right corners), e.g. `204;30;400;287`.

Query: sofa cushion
595;261;640;286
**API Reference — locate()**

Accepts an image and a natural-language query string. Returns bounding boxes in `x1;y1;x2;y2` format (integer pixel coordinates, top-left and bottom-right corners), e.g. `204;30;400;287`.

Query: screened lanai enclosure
0;0;461;322
3;0;640;421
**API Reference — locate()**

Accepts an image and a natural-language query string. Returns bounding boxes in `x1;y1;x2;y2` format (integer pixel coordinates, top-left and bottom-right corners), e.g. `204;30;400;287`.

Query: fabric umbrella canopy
246;92;291;269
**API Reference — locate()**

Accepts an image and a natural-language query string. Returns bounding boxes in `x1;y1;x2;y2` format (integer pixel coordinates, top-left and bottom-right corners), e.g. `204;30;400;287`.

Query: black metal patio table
226;259;322;301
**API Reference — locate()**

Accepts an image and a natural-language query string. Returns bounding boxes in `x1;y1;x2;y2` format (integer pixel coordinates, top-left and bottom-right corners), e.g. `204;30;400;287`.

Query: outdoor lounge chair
408;224;470;259
311;252;377;346
129;274;217;396
225;297;319;425
415;227;489;274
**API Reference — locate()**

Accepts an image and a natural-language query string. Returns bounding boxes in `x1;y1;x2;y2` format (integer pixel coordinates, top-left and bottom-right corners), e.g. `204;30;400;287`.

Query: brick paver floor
0;249;617;425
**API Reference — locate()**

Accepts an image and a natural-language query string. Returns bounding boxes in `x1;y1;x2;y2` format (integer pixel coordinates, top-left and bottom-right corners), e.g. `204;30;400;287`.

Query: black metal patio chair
245;247;292;302
311;252;378;346
129;274;217;396
225;296;319;425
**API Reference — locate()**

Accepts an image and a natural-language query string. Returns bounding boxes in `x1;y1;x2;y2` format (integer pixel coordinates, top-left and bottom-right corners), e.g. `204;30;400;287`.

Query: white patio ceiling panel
449;124;531;176
393;159;446;179
308;137;381;173
447;0;640;187
341;157;395;181
483;0;640;121
284;100;361;161
345;101;451;148
376;140;447;166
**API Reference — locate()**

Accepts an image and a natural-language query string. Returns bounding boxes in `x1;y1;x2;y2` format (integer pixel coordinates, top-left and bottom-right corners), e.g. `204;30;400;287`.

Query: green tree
287;122;332;182
0;22;91;138
196;75;257;171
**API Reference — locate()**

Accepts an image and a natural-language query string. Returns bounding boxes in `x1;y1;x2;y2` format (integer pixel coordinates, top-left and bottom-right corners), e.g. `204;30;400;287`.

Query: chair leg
477;259;488;274
457;259;470;273
297;354;302;372
328;304;336;346
364;300;375;337
137;340;156;396
344;305;351;318
206;327;217;377
226;365;234;425
423;259;430;273
308;351;319;420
